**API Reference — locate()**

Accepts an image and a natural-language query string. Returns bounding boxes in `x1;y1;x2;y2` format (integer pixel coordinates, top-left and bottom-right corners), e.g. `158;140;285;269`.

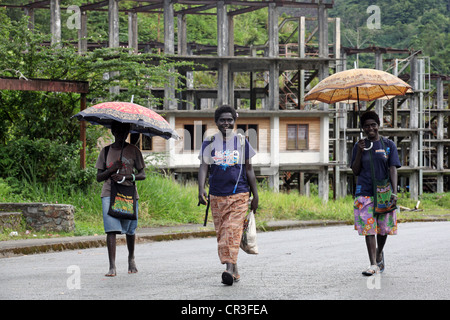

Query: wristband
117;176;126;184
132;174;135;182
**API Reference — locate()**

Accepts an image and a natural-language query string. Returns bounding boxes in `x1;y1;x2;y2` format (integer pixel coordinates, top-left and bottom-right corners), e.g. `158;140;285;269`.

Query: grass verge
1;172;449;241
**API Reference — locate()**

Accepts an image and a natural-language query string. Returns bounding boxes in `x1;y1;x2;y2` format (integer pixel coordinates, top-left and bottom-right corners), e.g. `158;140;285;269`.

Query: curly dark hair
360;110;380;127
214;104;237;123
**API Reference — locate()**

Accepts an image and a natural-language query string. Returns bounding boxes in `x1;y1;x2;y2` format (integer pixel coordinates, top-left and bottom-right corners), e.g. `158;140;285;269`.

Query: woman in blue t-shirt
198;105;259;285
351;111;401;276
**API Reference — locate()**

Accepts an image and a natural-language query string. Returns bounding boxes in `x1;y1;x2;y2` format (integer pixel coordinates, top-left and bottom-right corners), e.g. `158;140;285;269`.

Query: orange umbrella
304;68;412;149
303;68;412;104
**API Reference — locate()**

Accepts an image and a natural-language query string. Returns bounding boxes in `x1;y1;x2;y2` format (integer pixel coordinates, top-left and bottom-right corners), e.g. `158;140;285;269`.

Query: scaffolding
3;0;449;200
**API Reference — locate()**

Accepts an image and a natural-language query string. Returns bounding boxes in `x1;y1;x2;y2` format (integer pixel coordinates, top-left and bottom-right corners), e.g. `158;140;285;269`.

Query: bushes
0;137;97;192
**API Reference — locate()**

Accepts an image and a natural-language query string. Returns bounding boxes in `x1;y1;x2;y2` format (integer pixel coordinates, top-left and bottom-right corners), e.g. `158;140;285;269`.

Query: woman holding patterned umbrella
304;68;411;276
95;121;146;277
74;102;178;276
351;111;401;276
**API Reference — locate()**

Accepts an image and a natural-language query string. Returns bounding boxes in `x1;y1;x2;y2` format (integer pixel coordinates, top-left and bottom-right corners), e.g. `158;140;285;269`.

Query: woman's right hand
357;139;366;152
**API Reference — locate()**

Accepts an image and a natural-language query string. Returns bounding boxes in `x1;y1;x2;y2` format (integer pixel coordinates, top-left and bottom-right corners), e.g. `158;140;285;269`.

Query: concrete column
108;0;120;95
268;116;280;191
128;11;138;53
334;17;345;198
334;18;341;68
164;0;177;110
318;167;329;203
78;10;87;54
320;115;329;202
375;50;384;126
108;0;119;48
408;56;419;199
177;14;187;55
436;77;444;193
228;14;235;106
317;4;329;83
164;0;174;55
299;16;305;105
317;3;329;201
318;4;328;59
267;3;279;110
217;1;230;107
50;0;61;47
409;95;419;200
167;115;176;167
268;3;279;58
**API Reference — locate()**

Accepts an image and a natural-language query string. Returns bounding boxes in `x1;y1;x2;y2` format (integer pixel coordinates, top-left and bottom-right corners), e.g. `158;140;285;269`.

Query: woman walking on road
351;111;401;276
96;121;146;277
198;105;259;285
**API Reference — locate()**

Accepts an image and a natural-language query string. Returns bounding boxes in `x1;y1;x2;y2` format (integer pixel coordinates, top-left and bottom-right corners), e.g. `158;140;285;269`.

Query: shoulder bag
368;138;396;215
105;145;137;220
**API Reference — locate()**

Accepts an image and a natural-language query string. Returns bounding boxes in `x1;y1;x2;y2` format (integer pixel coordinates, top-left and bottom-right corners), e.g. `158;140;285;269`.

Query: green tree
0;13;193;188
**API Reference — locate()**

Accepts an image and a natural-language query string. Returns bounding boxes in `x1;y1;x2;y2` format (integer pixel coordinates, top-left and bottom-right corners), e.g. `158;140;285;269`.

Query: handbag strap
368;137;389;205
368;137;389;179
104;145;111;168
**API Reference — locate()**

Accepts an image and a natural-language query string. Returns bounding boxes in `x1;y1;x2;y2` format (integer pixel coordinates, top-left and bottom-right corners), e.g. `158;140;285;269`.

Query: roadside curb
0;220;346;258
0;218;447;258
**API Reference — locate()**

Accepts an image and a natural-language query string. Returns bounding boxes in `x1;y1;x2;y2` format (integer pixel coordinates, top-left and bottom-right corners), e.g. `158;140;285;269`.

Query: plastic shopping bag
240;211;258;254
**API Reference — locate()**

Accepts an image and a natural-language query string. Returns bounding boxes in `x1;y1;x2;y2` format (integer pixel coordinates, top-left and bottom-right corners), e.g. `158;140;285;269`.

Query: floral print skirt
354;196;398;236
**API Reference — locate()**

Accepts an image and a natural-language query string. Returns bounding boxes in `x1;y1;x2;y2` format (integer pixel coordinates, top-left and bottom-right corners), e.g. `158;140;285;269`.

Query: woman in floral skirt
351;111;401;276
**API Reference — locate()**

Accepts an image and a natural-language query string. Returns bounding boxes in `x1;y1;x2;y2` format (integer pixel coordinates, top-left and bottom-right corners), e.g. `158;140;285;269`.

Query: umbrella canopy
73;101;179;140
304;68;412;104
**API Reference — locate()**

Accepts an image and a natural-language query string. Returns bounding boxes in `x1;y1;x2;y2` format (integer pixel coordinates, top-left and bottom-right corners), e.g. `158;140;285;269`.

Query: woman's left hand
390;194;398;206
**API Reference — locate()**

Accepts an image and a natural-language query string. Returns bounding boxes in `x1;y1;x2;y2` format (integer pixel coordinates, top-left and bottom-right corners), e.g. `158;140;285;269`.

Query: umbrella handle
359;131;373;151
364;142;373;151
116;169;126;184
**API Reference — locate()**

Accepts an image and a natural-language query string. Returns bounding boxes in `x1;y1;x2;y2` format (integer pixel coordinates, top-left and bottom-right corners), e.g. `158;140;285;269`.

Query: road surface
1;221;449;302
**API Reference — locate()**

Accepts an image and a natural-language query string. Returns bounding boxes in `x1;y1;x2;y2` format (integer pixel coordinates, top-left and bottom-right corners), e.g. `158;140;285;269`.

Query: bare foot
105;268;116;277
128;258;138;274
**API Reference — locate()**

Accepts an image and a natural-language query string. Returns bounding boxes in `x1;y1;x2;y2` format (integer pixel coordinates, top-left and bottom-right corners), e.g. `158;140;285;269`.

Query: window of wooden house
184;124;206;151
130;133;153;151
287;124;308;150
237;124;258;150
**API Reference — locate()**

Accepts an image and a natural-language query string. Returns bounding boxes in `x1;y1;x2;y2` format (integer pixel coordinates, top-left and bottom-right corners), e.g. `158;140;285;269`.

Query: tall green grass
1;173;449;239
136;172;205;226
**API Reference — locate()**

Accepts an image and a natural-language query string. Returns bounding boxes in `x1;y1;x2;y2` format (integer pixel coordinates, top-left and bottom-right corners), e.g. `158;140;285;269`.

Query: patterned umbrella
304;68;412;150
73;101;179;140
304;68;412;104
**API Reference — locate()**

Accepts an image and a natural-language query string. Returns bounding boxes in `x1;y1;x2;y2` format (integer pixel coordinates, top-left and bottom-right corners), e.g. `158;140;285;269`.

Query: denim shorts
102;197;138;235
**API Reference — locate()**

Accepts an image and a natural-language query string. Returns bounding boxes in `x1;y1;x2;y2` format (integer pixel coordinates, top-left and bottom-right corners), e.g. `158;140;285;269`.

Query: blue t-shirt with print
350;138;401;197
199;133;256;196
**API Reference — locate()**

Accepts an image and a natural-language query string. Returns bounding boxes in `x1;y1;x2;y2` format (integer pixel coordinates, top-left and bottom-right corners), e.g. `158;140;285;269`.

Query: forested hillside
1;0;447;74
328;0;449;74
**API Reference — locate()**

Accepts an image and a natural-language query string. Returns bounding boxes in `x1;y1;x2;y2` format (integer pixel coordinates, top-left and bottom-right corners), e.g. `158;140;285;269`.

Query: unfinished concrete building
4;0;449;201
